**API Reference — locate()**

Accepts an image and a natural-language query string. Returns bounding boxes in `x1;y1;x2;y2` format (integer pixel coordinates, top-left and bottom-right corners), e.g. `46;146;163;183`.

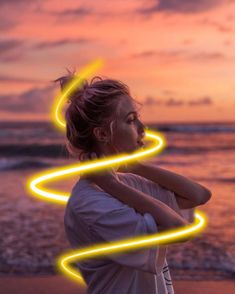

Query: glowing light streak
26;58;208;288
56;209;206;286
26;130;166;204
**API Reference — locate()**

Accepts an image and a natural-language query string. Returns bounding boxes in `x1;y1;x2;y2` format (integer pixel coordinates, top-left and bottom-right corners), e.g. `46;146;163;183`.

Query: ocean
0;120;234;280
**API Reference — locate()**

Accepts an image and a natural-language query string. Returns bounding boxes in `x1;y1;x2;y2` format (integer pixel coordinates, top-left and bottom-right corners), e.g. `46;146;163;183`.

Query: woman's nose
137;119;145;133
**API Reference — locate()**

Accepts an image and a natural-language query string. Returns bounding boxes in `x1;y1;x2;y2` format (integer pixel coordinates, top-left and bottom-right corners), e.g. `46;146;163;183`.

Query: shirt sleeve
127;173;195;224
89;205;167;275
162;188;195;223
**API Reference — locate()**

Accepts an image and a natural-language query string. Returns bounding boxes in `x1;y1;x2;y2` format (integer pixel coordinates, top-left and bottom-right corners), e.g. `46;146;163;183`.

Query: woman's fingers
80;153;88;162
80;152;104;162
90;152;99;160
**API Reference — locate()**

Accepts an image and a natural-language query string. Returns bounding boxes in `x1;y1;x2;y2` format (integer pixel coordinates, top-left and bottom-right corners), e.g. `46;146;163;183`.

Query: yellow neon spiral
26;58;207;288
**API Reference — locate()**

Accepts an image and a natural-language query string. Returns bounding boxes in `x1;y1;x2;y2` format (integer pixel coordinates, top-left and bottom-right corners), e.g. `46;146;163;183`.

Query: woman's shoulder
68;176;132;223
116;172;141;185
117;172;155;190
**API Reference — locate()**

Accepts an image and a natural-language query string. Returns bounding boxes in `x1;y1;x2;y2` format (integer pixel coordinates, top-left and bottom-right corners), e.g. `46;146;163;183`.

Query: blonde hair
54;69;142;161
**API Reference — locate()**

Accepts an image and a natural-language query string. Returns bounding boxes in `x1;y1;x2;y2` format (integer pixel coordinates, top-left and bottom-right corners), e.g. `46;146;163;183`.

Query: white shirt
64;172;194;294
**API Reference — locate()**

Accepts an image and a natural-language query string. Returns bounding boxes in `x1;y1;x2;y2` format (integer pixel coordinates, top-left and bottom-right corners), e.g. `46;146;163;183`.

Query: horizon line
0;120;235;125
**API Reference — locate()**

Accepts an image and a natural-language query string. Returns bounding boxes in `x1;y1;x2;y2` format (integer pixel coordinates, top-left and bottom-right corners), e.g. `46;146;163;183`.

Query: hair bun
53;68;89;102
53;68;76;91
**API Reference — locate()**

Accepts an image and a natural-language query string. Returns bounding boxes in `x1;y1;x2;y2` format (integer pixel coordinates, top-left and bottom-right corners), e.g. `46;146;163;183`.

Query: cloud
143;96;185;106
0;84;56;113
0;18;18;30
137;0;223;15
181;39;194;45
143;95;214;107
130;49;186;60
0;0;40;31
52;7;92;18
223;40;232;46
33;38;94;49
0;39;26;62
0;37;95;63
0;39;24;53
200;18;234;33
188;96;213;105
191;52;226;61
166;97;184;106
162;90;176;96
226;13;235;22
129;49;226;62
0;0;31;5
130;50;156;58
144;96;163;106
0;86;214;117
0;74;45;84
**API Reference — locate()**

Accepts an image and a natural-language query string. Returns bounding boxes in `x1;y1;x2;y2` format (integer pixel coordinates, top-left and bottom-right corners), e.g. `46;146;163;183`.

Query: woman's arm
130;162;212;208
99;178;190;237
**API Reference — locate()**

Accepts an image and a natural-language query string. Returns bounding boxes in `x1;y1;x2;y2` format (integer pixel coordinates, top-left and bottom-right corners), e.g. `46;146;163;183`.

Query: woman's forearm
131;162;212;205
100;179;189;231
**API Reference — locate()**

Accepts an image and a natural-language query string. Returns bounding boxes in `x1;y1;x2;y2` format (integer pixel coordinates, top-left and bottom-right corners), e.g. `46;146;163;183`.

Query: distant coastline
0;120;235;127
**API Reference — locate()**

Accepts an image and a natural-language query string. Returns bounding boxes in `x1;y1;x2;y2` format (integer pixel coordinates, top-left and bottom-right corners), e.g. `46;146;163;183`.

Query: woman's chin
116;143;144;154
132;143;144;153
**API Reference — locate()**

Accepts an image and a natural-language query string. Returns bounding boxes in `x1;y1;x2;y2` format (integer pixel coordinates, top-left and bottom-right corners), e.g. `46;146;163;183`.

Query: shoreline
1;267;233;281
0;275;234;294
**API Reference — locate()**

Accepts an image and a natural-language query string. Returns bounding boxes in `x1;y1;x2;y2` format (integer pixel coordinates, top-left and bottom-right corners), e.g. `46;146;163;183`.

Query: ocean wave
156;124;235;133
0;144;68;158
169;256;235;277
0;158;53;171
0;143;235;158
1;121;235;133
193;176;235;183
167;238;235;280
0;158;199;171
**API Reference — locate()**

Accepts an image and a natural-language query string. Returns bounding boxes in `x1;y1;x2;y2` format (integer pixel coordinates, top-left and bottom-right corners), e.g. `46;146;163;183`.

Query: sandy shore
0;276;234;294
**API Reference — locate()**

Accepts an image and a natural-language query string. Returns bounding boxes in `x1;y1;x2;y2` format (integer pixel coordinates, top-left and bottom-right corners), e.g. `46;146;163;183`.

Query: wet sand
0;276;234;294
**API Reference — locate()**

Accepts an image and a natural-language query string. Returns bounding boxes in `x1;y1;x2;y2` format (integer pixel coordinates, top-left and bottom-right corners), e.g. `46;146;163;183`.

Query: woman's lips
137;133;145;145
137;140;144;147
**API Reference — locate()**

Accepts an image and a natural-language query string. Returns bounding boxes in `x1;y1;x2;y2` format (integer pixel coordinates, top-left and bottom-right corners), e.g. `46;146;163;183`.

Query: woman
54;72;212;294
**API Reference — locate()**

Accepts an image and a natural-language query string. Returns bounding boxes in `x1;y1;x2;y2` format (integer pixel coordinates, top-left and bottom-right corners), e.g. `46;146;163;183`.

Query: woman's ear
93;126;109;143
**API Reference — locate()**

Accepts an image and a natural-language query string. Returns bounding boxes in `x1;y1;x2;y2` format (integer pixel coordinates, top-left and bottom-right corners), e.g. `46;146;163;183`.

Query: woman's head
54;70;146;161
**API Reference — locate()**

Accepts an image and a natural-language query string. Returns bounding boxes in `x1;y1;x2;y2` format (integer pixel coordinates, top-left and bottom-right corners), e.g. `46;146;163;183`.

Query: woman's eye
128;116;138;123
127;117;135;122
127;113;141;123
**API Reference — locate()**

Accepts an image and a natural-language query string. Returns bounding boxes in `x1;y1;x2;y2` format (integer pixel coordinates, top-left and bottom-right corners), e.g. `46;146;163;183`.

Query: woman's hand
117;159;145;174
80;152;119;188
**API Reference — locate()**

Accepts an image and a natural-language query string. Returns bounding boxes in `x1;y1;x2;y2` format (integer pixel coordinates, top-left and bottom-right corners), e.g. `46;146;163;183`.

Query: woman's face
108;95;146;154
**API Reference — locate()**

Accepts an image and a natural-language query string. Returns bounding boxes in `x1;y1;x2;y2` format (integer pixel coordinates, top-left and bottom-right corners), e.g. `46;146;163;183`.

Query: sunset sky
1;0;235;123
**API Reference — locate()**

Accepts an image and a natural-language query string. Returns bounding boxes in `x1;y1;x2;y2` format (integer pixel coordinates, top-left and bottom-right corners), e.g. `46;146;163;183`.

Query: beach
0;275;234;294
0;121;234;292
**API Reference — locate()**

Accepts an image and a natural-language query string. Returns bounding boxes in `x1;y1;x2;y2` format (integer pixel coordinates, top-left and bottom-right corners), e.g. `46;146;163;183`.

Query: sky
1;0;235;123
